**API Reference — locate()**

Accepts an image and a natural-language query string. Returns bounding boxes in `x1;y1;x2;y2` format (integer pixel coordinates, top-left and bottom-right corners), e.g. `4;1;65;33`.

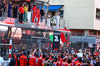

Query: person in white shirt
47;13;51;27
56;12;60;29
0;55;4;66
77;49;83;57
91;56;96;66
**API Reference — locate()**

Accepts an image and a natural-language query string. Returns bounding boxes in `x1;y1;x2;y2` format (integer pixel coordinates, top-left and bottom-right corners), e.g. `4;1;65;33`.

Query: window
90;30;97;35
96;8;100;19
59;10;64;17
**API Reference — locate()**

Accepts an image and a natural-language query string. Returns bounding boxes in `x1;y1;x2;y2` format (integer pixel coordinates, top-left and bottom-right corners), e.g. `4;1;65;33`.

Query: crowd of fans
7;48;100;66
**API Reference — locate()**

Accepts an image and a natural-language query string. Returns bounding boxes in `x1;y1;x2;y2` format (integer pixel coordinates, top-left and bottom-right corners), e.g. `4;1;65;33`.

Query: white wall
94;0;100;30
64;0;95;29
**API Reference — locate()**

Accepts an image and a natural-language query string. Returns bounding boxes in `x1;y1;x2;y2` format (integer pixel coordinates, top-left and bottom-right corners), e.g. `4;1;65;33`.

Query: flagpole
63;43;65;52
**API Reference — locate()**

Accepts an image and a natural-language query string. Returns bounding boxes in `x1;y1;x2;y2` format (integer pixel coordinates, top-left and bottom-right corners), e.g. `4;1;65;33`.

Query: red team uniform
74;60;83;66
35;58;42;66
19;55;27;66
62;61;67;66
53;62;59;66
30;55;42;66
36;8;40;25
29;57;36;66
42;58;45;66
32;6;37;23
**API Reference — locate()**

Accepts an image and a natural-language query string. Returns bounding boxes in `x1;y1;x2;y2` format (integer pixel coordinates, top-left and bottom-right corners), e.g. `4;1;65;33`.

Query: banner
53;31;60;50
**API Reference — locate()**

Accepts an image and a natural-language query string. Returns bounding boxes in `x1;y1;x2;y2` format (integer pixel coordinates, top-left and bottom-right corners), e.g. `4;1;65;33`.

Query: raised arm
32;49;36;55
39;49;43;55
50;50;52;55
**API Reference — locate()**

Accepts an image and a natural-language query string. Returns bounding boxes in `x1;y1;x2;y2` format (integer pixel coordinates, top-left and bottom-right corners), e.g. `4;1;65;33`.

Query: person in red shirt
29;49;36;66
14;52;17;59
32;49;43;66
19;52;27;66
32;5;37;23
53;58;59;66
74;57;83;66
61;59;67;66
57;52;63;66
66;59;74;66
73;54;78;62
18;4;24;23
36;7;40;25
13;52;17;66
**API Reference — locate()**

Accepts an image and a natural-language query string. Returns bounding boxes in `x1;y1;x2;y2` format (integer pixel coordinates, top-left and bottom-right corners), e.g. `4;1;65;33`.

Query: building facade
48;0;100;49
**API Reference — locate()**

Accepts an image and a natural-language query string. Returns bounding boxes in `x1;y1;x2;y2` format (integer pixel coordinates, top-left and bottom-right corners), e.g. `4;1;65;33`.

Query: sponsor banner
53;31;60;50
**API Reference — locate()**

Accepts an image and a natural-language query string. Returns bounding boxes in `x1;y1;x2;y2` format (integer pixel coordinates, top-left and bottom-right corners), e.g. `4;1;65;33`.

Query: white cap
79;49;82;53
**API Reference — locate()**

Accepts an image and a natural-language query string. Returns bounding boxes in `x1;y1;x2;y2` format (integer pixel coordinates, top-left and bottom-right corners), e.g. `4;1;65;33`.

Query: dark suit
9;59;16;66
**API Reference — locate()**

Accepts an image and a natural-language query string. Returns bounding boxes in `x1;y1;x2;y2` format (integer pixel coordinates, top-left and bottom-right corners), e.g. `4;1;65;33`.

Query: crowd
0;1;60;28
0;48;99;66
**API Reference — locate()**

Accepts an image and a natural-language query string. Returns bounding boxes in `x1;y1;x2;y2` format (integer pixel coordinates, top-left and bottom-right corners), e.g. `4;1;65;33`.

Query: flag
49;35;53;42
60;33;66;43
49;32;53;42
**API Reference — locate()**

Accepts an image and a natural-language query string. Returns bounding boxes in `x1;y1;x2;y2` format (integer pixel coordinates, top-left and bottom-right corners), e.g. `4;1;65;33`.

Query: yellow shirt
24;6;28;12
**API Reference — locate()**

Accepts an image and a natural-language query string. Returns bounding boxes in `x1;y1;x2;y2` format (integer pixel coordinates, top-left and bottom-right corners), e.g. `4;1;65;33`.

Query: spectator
91;56;96;66
16;3;20;18
47;13;51;27
13;4;17;18
74;57;83;66
24;4;28;23
19;51;27;66
40;8;45;22
0;53;4;66
2;0;5;16
67;59;73;66
24;2;27;6
56;11;60;29
32;49;43;66
53;58;59;66
18;4;24;23
83;60;92;66
44;57;49;66
9;55;16;66
36;7;40;25
29;49;36;66
0;1;2;17
15;52;21;66
32;5;37;23
8;1;12;17
94;58;99;66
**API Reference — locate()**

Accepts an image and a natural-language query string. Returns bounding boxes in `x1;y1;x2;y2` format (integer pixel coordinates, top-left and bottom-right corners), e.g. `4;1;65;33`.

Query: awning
49;5;63;11
39;5;63;11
